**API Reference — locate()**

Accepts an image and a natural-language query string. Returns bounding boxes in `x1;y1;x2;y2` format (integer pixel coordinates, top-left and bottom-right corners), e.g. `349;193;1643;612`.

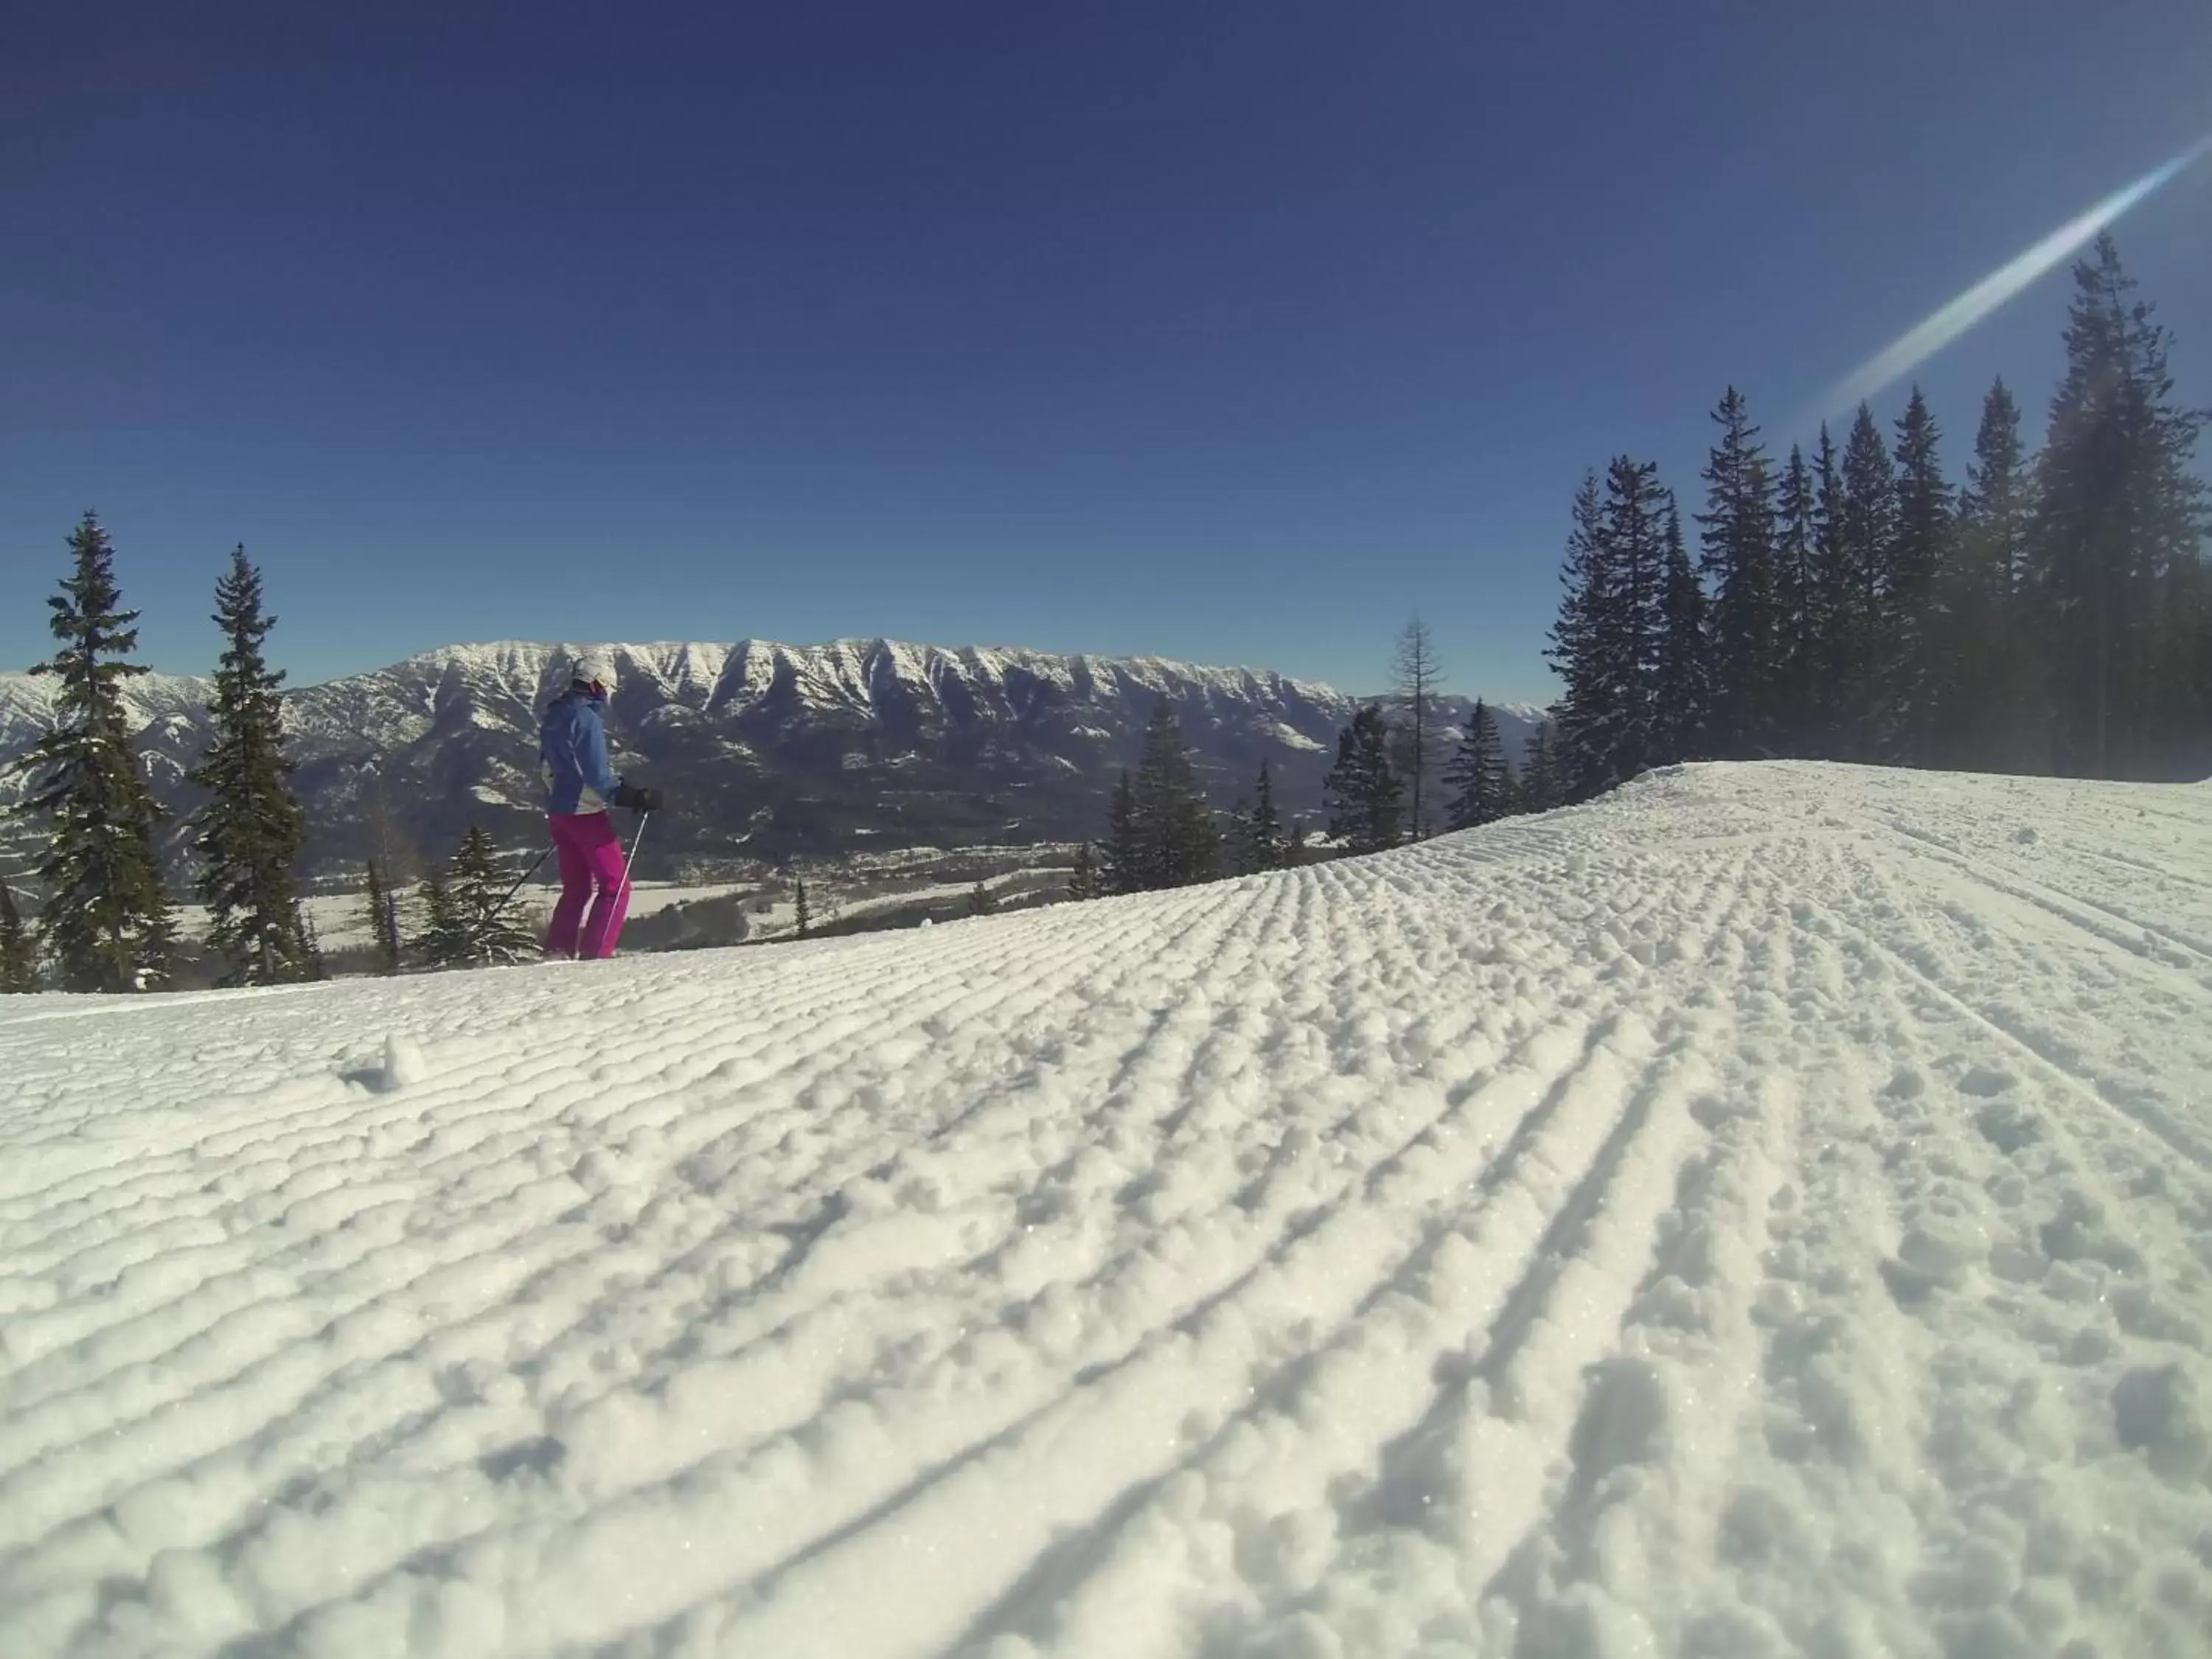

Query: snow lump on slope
1;761;2209;1659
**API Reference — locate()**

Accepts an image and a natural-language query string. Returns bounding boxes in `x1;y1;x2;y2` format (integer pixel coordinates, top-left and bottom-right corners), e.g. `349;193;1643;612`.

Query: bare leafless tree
1391;613;1446;838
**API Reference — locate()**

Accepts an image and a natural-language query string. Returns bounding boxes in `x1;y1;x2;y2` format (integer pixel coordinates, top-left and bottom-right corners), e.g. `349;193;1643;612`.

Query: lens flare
1817;136;2212;418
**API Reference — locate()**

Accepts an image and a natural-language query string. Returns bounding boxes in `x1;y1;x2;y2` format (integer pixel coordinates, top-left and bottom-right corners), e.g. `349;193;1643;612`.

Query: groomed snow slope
3;762;2210;1659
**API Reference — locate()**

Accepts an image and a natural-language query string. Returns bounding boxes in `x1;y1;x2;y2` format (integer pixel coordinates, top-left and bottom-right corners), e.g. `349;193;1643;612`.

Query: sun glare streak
1817;135;2212;419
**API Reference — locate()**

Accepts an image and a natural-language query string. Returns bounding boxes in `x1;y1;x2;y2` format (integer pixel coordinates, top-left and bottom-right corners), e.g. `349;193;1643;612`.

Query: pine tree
2029;234;2209;778
1518;720;1565;813
793;875;812;939
414;868;462;966
1655;495;1713;765
362;859;404;974
1101;770;1141;895
419;827;536;967
1696;387;1778;755
1390;615;1446;839
1067;841;1099;901
967;881;995;917
1806;424;1854;759
1323;703;1402;855
188;546;313;986
1889;387;1953;762
1284;822;1309;867
1131;700;1215;888
1549;459;1669;799
13;514;176;992
1773;443;1823;753
1247;759;1284;872
1836;405;1899;761
1943;379;2037;770
0;878;37;993
1442;699;1512;830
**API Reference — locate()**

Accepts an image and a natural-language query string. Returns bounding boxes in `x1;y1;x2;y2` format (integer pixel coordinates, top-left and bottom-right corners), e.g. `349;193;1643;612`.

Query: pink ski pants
545;811;631;959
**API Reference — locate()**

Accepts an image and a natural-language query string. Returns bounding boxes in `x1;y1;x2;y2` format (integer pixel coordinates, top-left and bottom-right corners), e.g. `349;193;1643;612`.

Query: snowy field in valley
3;762;2211;1659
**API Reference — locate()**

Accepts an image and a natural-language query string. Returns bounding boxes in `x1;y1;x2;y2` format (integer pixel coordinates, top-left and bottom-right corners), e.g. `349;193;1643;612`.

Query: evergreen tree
1773;443;1823;753
361;860;404;975
1889;387;1953;762
2029;234;2209;778
1323;703;1403;855
413;868;462;967
1131;700;1215;888
1518;720;1565;813
1549;459;1669;799
1696;387;1779;754
0;878;37;993
419;827;535;967
1442;699;1512;830
1100;770;1141;895
1066;841;1099;901
1836;405;1899;760
188;546;313;986
1246;759;1284;872
793;875;812;939
1655;496;1713;764
1806;424;1854;759
13;513;175;992
1284;822;1309;867
1942;379;2037;769
1390;615;1446;838
967;881;995;917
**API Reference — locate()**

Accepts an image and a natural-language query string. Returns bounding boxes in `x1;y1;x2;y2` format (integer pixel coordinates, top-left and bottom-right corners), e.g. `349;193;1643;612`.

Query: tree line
2;519;541;992
1547;234;2208;801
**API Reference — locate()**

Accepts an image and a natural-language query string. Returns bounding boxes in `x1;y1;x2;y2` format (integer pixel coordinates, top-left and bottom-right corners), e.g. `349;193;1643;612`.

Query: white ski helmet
571;652;616;694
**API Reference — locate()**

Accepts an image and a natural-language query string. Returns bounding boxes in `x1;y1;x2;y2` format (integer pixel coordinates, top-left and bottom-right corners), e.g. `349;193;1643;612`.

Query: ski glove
612;781;663;814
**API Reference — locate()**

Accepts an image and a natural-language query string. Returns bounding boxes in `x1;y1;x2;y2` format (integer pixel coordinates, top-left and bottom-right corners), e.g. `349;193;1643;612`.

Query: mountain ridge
0;636;1547;875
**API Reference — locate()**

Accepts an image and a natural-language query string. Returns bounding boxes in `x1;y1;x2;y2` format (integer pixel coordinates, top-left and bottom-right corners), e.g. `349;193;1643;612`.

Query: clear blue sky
4;1;2208;702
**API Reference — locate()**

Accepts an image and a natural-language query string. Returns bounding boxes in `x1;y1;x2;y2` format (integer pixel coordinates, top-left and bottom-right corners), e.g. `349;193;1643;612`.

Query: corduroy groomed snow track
3;762;2209;1658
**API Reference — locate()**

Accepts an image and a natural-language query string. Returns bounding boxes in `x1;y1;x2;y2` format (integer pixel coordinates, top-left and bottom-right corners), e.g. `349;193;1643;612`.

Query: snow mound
2;760;2211;1658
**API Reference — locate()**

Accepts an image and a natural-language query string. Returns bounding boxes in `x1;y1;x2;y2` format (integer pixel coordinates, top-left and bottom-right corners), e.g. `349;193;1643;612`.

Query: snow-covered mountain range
0;639;1545;875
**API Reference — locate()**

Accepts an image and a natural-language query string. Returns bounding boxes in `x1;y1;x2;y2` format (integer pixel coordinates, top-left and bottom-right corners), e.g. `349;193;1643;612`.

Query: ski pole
615;812;649;919
493;844;554;912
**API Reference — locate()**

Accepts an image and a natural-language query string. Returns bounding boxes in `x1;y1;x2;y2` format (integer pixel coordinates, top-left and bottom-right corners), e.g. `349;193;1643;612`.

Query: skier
540;654;660;959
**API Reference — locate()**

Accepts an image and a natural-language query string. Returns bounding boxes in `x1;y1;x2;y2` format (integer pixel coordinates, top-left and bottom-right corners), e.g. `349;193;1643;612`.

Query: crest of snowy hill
3;760;2209;1658
0;639;1540;875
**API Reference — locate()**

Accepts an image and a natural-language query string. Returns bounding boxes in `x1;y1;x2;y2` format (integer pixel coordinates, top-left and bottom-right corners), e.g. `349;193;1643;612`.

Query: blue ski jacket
540;686;621;814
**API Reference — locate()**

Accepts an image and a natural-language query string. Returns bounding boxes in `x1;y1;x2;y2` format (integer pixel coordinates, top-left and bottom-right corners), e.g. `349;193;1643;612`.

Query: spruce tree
1390;615;1445;839
1837;405;1899;761
362;859;404;974
1442;699;1512;829
1131;700;1214;888
1549;459;1669;799
1889;387;1953;762
419;828;535;967
1067;841;1099;901
0;878;37;993
1696;387;1778;755
1806;424;1854;759
1284;822;1308;868
1518;721;1565;813
1246;757;1284;872
967;881;995;917
414;868;462;967
793;875;812;939
188;546;313;986
13;513;176;992
1323;703;1402;855
1773;444;1823;753
1101;770;1141;895
2030;234;2208;778
1656;496;1713;765
1944;379;2037;769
